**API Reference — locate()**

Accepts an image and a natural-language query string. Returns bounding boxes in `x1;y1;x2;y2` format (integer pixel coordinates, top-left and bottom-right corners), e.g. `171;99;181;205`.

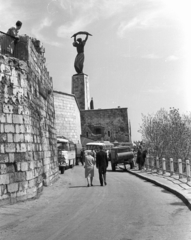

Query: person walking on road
84;150;95;187
96;146;108;186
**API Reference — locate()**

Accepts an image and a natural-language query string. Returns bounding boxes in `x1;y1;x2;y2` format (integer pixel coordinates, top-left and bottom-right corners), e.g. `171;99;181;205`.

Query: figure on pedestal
71;31;92;74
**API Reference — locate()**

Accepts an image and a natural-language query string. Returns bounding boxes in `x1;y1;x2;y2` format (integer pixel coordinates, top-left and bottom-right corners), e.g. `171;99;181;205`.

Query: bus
57;137;76;174
85;141;114;160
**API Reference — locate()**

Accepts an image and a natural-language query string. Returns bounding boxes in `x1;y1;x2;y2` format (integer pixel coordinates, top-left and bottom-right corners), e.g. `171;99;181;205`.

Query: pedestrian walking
80;149;85;166
136;146;142;170
141;149;147;170
84;150;95;187
96;146;108;186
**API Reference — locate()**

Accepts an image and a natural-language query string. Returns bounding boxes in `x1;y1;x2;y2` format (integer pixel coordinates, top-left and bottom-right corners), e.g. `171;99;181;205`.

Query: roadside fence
144;154;191;183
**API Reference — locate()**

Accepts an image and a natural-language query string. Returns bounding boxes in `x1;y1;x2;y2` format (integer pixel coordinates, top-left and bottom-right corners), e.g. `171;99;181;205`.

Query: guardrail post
151;156;155;173
178;159;183;179
156;157;160;173
186;160;191;182
162;158;166;174
170;158;174;176
145;156;149;171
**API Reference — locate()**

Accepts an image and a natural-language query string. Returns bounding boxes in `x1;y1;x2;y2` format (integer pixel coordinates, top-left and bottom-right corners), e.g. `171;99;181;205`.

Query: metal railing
0;30;21;58
144;154;191;182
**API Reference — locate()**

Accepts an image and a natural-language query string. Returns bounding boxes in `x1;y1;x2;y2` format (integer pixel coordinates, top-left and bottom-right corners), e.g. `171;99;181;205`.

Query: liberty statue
71;31;92;74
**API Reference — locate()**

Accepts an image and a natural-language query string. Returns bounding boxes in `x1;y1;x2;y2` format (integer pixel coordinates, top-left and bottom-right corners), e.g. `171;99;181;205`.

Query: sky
0;0;191;141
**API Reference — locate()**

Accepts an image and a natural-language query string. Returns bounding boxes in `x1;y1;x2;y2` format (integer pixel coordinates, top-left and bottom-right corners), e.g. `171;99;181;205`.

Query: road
0;163;191;240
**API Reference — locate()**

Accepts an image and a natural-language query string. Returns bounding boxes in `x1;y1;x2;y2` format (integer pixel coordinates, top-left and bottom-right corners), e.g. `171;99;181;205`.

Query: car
110;146;134;171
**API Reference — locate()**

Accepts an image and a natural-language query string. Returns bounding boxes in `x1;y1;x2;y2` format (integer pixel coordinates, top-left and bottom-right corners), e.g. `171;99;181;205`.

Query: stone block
6;114;12;123
0;124;4;133
19;181;28;191
0;144;5;153
14;172;26;182
0;154;8;163
15;124;25;133
16;190;27;198
9;153;14;163
28;161;35;170
13;114;24;124
0;133;6;143
7;182;19;193
14;134;24;142
16;143;27;152
28;178;36;188
7;134;13;142
6;164;15;173
0;174;10;184
4;124;14;133
9;173;15;183
20;162;28;171
0;164;7;174
5;143;15;153
26;170;34;180
0;184;7;196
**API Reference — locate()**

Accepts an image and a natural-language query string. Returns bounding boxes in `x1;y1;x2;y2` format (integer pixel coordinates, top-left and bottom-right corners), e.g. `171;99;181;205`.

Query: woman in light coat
84;150;95;187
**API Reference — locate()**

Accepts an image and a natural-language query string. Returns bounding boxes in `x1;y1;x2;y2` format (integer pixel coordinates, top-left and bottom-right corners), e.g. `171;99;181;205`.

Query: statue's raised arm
71;31;92;74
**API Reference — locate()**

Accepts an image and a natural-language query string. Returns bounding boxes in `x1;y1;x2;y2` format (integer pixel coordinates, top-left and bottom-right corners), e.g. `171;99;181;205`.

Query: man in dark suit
96;146;108;186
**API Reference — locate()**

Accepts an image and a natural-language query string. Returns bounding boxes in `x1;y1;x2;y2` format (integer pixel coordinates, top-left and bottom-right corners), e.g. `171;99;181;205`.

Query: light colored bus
57;137;76;174
86;141;114;151
85;141;114;160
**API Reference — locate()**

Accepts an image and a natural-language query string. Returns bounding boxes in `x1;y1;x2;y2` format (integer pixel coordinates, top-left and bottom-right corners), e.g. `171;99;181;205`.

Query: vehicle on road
111;146;134;171
85;141;114;160
57;137;76;174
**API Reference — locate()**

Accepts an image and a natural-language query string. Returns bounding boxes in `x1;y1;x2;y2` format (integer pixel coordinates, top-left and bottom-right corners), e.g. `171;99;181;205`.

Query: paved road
0;163;191;240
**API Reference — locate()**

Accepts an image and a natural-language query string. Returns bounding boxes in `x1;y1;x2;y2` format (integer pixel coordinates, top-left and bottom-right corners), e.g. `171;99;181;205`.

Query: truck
110;146;134;171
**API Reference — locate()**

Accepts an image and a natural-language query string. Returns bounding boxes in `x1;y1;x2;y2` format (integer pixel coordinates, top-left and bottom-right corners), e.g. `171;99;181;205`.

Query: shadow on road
69;185;101;188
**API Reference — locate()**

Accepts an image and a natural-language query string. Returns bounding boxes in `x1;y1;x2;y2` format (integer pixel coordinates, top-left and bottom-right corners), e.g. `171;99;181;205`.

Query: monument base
71;73;90;110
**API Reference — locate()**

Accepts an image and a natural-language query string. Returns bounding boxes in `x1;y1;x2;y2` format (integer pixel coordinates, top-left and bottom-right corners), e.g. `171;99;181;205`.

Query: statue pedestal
71;74;90;110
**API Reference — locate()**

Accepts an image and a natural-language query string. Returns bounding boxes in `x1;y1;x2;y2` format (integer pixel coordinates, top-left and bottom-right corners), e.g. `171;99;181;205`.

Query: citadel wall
0;36;58;205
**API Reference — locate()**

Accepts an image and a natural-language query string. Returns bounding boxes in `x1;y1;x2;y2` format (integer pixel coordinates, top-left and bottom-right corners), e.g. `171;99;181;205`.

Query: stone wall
80;108;130;142
53;91;81;144
0;36;58;205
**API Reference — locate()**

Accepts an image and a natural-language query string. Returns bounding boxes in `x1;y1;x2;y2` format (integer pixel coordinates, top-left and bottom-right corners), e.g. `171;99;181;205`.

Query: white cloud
31;17;61;46
142;53;161;59
57;15;96;38
165;55;179;61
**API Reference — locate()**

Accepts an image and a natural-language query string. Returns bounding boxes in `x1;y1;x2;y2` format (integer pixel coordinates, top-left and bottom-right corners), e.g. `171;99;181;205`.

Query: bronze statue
71;31;92;74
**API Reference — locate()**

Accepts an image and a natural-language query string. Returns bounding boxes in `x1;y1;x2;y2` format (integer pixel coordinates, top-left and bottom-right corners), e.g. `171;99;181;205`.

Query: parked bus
57;137;76;174
85;141;114;160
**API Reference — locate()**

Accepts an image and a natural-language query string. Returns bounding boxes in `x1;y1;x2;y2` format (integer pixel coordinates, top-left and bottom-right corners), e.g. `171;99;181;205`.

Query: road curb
126;169;191;211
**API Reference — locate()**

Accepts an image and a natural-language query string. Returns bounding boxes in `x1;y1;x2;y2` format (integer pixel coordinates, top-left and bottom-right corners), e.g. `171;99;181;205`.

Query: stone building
80;108;129;142
53;91;81;144
0;35;58;205
71;74;130;144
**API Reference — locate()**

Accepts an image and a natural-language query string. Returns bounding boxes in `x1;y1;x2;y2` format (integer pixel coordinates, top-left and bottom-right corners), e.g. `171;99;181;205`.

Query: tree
139;108;191;161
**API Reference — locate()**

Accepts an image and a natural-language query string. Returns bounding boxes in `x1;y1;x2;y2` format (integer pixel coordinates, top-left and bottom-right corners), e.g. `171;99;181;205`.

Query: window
86;132;89;138
95;127;101;135
108;131;110;137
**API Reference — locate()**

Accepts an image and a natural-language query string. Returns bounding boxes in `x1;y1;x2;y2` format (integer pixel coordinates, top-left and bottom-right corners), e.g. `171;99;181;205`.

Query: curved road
0;163;191;240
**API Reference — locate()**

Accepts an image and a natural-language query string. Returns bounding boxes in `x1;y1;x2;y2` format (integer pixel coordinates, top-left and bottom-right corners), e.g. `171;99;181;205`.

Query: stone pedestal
71;74;90;110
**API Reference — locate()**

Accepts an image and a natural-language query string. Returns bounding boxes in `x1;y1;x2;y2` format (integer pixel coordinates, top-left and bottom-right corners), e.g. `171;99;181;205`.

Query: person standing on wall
96;146;108;186
2;21;22;56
